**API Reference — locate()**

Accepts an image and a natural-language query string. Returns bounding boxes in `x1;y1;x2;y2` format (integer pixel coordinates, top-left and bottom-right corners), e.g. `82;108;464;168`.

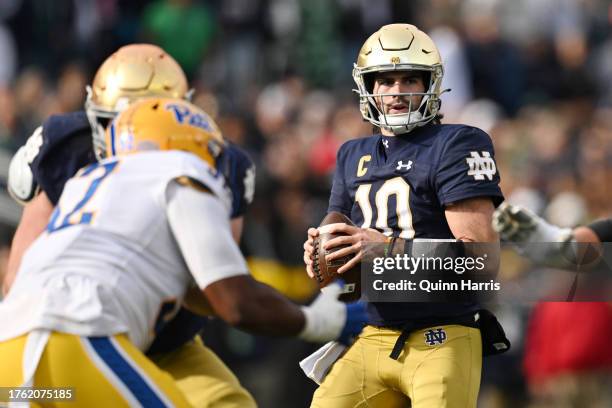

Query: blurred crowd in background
0;0;611;407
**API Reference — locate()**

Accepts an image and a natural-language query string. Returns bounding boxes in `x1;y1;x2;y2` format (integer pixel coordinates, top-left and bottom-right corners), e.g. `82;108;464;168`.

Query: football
312;211;361;302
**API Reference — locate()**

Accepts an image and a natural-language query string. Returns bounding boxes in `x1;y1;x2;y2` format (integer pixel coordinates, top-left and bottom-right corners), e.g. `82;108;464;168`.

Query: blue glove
338;300;368;345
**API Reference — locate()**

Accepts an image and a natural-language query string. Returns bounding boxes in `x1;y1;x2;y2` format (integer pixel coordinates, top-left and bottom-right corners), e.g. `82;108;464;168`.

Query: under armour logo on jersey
424;328;447;346
466;151;497;181
396;160;413;171
382;140;389;149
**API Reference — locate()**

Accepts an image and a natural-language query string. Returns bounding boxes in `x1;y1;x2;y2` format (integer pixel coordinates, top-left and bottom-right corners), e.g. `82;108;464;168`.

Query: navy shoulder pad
43;111;91;141
219;143;256;218
32;111;96;205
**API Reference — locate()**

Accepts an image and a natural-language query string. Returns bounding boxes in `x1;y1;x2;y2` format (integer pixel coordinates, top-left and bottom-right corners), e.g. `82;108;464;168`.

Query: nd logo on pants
311;324;482;408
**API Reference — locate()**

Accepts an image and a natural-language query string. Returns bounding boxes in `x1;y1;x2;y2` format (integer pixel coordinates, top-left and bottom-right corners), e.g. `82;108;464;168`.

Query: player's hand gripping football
303;225;388;276
304;227;320;279
322;224;388;274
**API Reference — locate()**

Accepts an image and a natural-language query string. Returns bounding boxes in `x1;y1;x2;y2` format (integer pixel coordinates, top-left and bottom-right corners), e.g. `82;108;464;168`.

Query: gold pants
151;336;256;408
0;332;191;407
311;324;482;408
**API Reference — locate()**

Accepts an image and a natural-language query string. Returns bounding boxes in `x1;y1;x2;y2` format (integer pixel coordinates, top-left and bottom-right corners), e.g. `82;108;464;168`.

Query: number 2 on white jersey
47;161;120;233
355;176;415;239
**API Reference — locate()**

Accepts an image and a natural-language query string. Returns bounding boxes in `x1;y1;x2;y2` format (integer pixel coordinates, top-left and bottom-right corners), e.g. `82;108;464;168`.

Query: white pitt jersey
0;150;242;350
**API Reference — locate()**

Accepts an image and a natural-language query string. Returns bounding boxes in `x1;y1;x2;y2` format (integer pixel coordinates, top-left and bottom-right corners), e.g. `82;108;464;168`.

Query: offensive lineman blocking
4;44;259;407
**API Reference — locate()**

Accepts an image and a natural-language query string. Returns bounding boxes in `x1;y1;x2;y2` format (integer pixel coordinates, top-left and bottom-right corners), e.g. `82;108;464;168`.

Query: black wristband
404;239;464;258
403;239;414;257
587;218;612;242
384;236;399;257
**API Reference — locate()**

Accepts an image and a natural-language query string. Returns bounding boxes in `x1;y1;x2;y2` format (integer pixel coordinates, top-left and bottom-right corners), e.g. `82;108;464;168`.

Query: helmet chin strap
378;111;424;135
92;122;107;159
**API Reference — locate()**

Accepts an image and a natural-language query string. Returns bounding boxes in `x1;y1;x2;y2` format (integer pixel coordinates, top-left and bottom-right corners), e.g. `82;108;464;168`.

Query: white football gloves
299;283;367;344
492;202;575;267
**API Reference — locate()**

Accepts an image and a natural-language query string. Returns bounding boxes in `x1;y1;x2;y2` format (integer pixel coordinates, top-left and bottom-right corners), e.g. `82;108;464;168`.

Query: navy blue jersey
329;124;504;326
28;110;256;354
30;111;95;205
217;142;256;218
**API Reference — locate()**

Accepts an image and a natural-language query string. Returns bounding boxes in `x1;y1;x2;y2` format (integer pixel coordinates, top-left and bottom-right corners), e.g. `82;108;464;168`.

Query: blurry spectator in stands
431;26;473;121
0;23;16;87
55;62;87;113
216;0;266;109
12;67;46;144
307;101;368;178
0;87;19;151
254;79;303;141
461;0;525;116
524;303;612;408
141;0;217;79
6;0;76;75
296;0;343;88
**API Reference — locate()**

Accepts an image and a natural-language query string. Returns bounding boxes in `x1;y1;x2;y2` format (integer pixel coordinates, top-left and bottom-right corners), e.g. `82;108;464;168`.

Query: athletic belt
386;313;479;360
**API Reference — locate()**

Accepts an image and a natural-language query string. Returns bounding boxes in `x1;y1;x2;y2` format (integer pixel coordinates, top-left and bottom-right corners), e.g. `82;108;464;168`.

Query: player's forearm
444;197;500;274
205;275;352;342
230;217;244;243
445;197;499;243
229;281;306;336
573;226;600;243
204;276;305;336
3;192;53;295
581;218;611;243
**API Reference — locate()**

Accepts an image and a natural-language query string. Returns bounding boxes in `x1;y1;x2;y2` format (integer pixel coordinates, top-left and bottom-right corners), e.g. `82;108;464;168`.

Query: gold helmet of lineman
105;98;224;169
86;44;191;159
353;24;445;135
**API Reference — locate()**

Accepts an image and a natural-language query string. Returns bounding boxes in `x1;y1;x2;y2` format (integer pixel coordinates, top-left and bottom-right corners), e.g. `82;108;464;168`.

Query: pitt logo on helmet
105;98;224;169
165;103;215;133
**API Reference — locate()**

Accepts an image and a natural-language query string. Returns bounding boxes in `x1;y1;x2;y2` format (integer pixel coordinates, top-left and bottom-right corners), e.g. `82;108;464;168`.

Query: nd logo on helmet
165;103;214;133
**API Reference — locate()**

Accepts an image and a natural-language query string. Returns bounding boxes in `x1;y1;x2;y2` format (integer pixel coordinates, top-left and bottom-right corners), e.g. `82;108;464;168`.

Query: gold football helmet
105;98;224;169
86;44;191;159
353;24;446;134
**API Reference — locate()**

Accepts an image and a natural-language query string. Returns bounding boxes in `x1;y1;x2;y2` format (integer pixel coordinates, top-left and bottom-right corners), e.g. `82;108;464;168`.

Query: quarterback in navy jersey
5;45;257;407
304;24;504;407
329;123;502;325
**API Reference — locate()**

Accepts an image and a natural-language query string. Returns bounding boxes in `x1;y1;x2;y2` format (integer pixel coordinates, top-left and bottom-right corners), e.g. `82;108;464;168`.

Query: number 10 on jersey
355;177;415;239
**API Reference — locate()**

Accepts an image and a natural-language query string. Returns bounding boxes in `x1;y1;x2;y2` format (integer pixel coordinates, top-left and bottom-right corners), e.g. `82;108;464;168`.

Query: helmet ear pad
362;72;379;115
418;71;433;114
421;71;432;91
363;72;376;94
